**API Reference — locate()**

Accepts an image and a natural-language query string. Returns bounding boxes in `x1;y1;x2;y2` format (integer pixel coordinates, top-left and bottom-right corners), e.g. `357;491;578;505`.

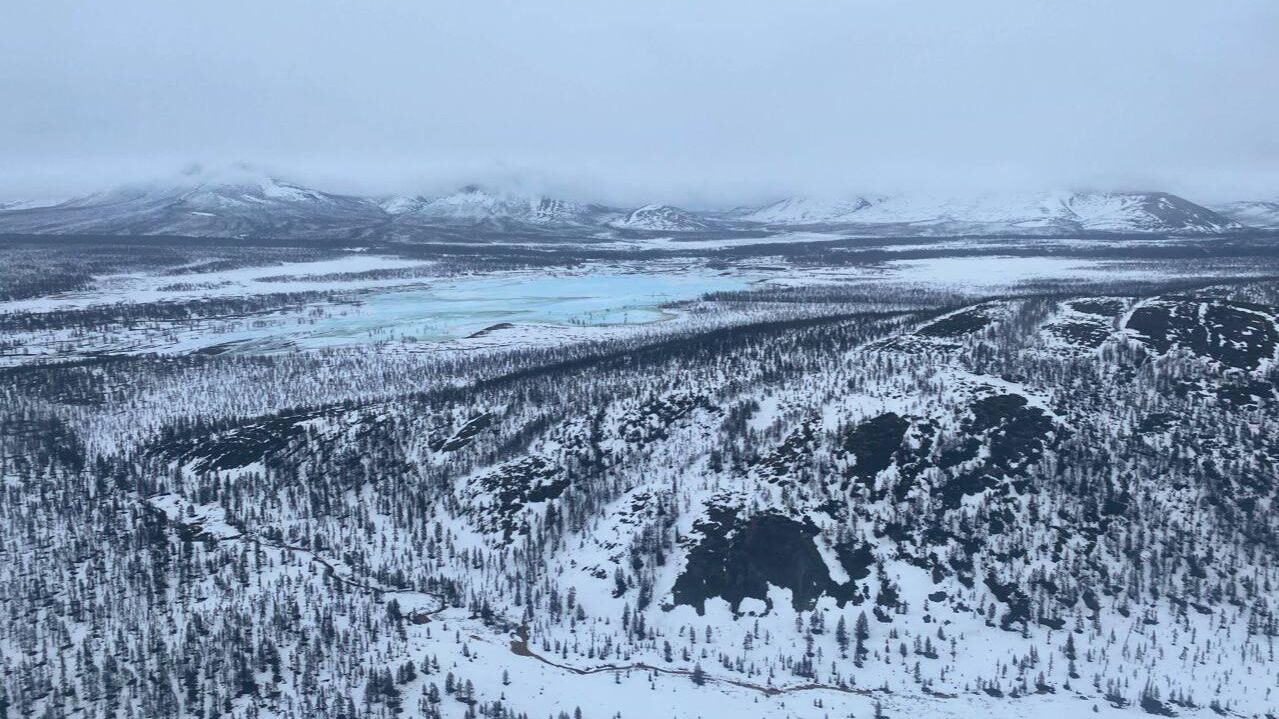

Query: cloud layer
3;1;1278;204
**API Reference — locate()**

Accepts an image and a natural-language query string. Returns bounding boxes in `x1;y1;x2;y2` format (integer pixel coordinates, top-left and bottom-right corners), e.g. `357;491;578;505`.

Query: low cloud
3;1;1277;204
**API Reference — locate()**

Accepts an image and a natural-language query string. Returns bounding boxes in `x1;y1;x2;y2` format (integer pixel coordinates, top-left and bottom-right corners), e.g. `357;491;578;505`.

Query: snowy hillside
741;196;874;225
0;176;1264;240
1213;199;1279;229
1062;192;1244;233
0;169;386;238
4;235;1279;719
388;186;617;228
611;204;710;231
0;199;61;211
742;191;1245;235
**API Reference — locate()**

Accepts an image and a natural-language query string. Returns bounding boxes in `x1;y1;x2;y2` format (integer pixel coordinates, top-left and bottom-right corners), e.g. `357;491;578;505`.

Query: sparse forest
2;235;1279;719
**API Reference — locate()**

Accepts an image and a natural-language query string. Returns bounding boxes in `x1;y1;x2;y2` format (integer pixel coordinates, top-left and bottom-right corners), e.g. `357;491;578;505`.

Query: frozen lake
211;269;758;353
2;252;1234;364
0;259;760;363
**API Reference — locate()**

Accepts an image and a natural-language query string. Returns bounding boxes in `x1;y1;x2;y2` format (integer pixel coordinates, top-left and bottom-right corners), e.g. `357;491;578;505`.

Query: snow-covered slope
1063;192;1244;233
390;185;618;228
377;194;428;216
743;191;1245;235
741;196;874;225
5;243;1279;719
0;175;1259;240
1213;199;1279;229
0;169;385;238
611;203;710;231
0;199;62;212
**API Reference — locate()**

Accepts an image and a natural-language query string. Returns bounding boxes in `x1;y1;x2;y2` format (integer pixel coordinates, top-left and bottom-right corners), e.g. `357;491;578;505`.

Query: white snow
741;192;1242;234
611;204;708;231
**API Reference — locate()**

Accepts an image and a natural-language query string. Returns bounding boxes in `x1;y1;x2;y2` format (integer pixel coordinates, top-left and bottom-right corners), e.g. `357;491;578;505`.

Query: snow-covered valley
3;232;1279;719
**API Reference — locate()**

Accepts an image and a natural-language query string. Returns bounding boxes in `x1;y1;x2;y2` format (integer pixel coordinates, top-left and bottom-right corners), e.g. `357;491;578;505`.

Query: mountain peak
612;204;709;231
391;186;609;227
1212;198;1279;229
742;191;1243;235
0;177;1258;238
743;196;874;225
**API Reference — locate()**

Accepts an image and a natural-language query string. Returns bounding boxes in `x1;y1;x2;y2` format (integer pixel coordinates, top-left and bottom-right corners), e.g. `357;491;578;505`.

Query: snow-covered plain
2;253;1260;367
0;257;758;364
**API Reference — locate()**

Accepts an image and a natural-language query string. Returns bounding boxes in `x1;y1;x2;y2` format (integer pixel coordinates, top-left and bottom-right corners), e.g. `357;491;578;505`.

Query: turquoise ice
233;269;754;352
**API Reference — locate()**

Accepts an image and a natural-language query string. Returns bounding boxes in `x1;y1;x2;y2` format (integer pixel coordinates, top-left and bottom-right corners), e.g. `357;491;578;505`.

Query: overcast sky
3;1;1278;204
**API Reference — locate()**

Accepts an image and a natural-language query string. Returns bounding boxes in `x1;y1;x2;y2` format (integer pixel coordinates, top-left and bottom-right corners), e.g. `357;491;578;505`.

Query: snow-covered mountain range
742;192;1245;234
381;185;619;229
0;173;387;239
1212;200;1279;229
0;172;1269;239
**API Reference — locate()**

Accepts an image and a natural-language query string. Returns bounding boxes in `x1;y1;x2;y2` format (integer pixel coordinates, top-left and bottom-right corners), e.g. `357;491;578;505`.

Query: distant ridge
0;173;1258;240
